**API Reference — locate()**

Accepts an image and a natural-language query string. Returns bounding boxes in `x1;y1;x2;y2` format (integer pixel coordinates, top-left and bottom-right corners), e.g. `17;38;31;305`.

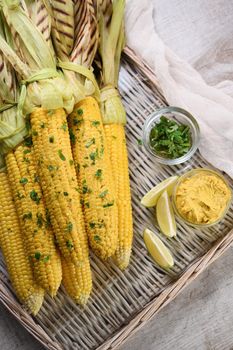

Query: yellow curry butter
174;169;231;225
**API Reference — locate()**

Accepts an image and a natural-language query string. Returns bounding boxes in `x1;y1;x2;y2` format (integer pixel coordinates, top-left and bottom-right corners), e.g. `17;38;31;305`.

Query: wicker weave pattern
0;48;233;350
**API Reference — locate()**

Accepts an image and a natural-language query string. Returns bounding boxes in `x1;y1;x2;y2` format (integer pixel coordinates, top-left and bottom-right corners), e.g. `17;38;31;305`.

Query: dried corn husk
0;0;74;115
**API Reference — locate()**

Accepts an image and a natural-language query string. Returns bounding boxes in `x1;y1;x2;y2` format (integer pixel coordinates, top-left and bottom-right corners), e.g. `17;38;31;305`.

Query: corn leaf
0;0;74;113
0;16;27;170
98;0;125;87
97;0;126;124
50;0;99;102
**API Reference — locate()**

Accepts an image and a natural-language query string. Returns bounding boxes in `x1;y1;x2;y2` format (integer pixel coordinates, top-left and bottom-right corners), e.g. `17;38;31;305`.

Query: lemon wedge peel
143;228;174;269
141;176;178;208
156;190;177;237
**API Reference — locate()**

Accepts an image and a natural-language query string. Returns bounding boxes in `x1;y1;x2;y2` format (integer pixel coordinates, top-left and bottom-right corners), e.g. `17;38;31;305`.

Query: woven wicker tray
0;48;233;350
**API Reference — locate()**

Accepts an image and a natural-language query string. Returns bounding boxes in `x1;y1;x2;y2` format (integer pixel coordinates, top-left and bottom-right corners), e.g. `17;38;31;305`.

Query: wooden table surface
1;246;233;350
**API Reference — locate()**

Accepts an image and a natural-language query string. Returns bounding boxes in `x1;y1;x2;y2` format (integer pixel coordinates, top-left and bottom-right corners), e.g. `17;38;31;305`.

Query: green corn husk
97;0;126;125
0;0;74;115
0;14;27;170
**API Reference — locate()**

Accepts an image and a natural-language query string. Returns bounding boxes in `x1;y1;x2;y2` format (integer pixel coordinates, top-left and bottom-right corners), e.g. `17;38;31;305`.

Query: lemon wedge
141;176;178;207
156;190;177;237
143;228;174;268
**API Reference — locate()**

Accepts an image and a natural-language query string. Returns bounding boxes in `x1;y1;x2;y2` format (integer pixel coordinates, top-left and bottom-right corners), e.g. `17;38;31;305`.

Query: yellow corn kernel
104;124;133;269
30;108;90;267
61;257;92;305
0;172;44;315
69;97;118;260
5;143;62;296
30;108;92;303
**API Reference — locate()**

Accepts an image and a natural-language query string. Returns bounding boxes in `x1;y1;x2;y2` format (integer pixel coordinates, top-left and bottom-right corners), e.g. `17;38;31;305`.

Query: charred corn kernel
0;172;44;315
30;108;90;270
5;143;62;296
69;97;118;260
104;124;133;270
61;257;92;305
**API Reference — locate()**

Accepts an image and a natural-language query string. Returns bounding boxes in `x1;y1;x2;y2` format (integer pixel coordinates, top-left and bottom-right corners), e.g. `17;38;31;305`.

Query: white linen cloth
125;0;233;177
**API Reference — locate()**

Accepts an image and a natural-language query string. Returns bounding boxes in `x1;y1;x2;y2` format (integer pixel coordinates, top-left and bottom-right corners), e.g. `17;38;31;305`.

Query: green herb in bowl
149;116;192;159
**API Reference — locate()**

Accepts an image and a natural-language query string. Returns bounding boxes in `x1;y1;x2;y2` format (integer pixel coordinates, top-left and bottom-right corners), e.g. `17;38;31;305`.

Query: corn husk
0;14;27;170
21;0;53;51
97;0;126;124
0;0;74;114
49;0;99;102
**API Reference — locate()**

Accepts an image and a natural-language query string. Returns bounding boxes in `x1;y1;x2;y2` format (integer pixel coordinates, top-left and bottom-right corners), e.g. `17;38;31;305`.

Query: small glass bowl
143;106;200;165
172;168;232;228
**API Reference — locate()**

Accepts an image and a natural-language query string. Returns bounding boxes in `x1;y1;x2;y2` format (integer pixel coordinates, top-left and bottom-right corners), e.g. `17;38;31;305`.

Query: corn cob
0;172;44;315
69;97;118;259
30;108;89;265
104;124;133;269
30;108;91;305
97;0;133;269
5;143;62;296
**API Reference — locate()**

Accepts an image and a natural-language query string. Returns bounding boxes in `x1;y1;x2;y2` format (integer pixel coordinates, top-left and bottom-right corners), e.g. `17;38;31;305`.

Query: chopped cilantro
89;221;105;229
77;108;83;116
40;122;45;128
99;190;108;198
137;139;143;146
69;159;74;166
89;149;98;164
89;222;95;229
43;255;50;263
32;130;38;137
20;177;28;185
66;240;74;250
23;212;32;220
95;169;102;179
149;116;192;159
103;201;114;208
30;190;41;204
47;110;55;116
69;128;76;145
48;165;56;171
49;136;54;143
63;192;69;196
34;252;41;260
82;184;91;194
58;149;66;161
73;117;81;126
65;222;73;233
94;235;101;243
92;120;100;127
85;138;95;148
17;191;25;199
36;213;44;228
61;122;67;131
99;145;104;157
23;149;31;155
23;156;30;163
34;174;40;183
